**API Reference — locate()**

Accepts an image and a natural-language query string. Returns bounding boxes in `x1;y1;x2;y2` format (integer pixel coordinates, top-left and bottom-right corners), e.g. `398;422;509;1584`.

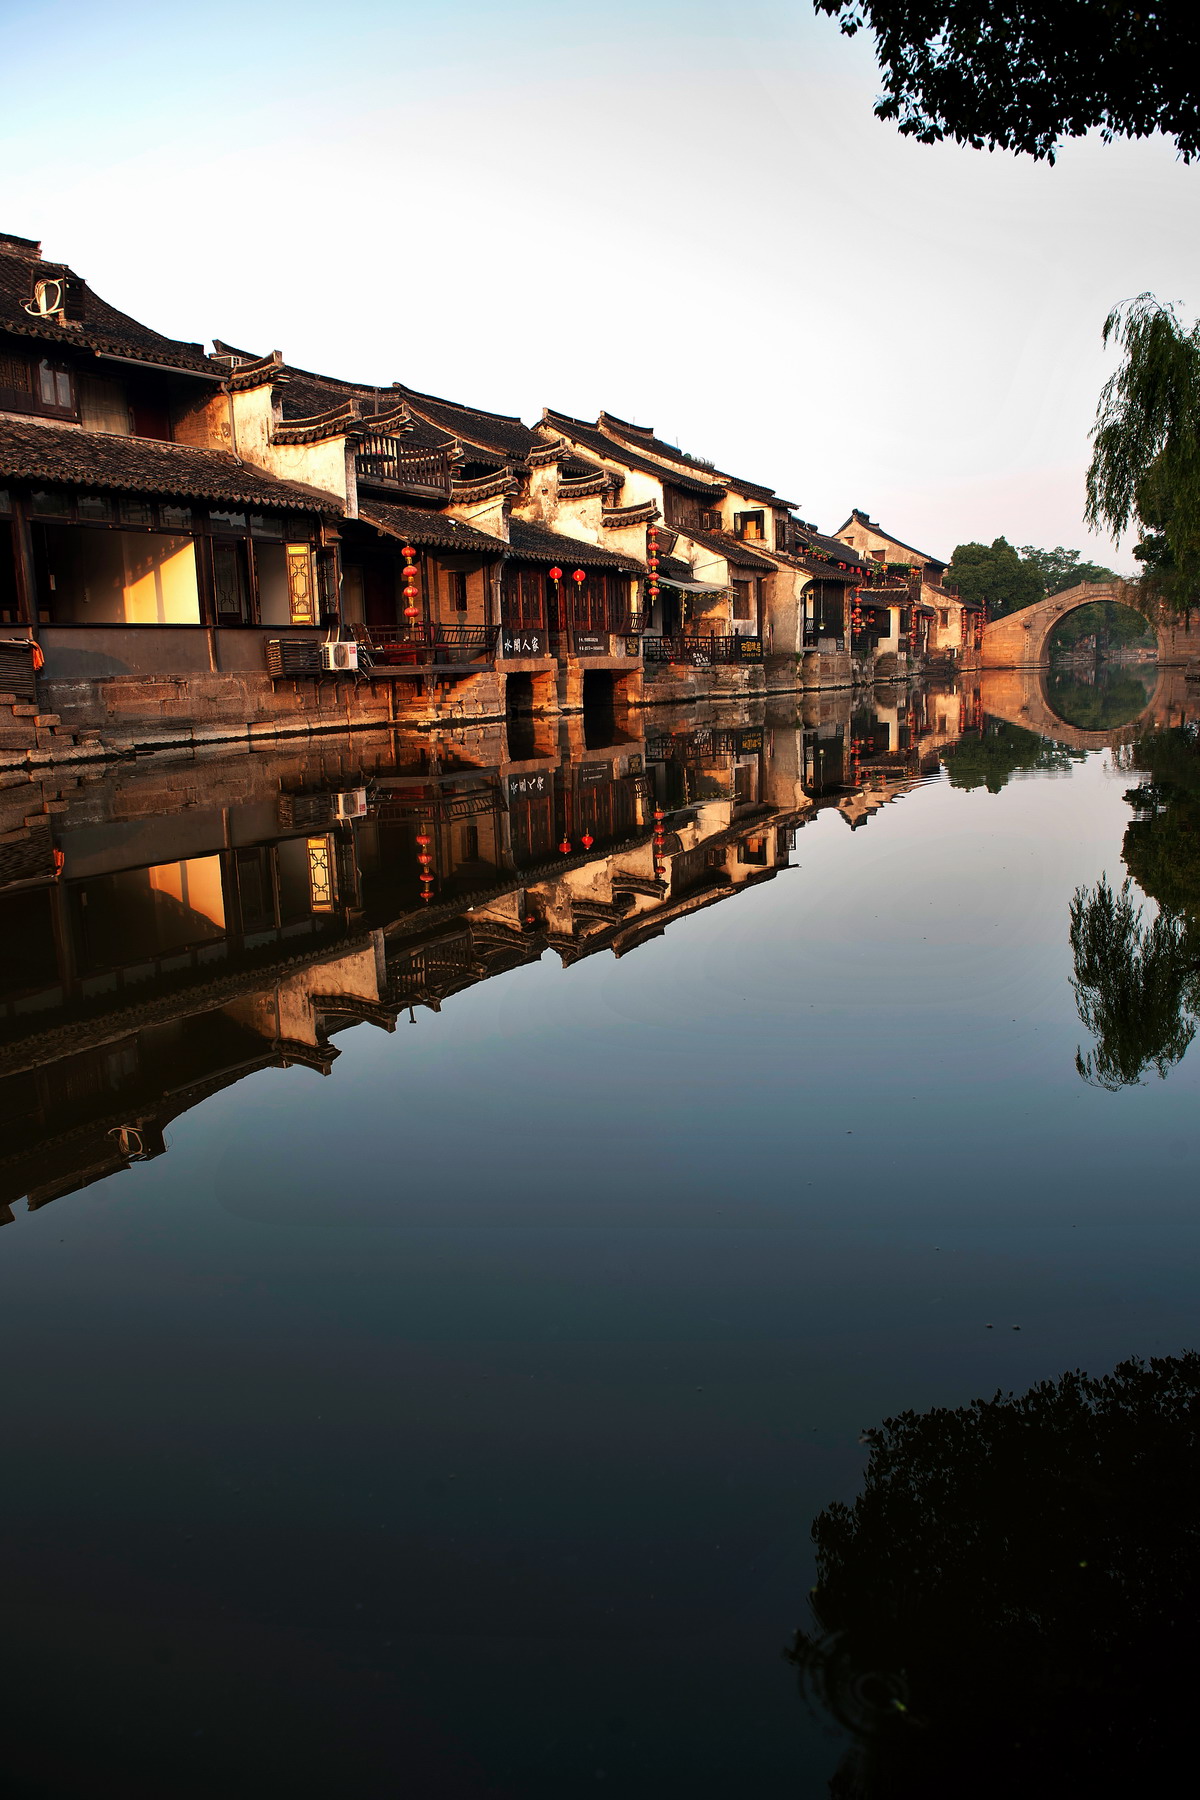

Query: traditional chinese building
833;508;983;669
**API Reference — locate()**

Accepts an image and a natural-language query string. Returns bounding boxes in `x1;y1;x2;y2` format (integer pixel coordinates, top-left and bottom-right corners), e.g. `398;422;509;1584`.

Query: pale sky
3;0;1197;566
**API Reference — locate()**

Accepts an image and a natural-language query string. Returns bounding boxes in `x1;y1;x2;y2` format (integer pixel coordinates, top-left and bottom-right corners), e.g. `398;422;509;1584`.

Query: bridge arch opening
981;581;1166;675
1041;664;1160;733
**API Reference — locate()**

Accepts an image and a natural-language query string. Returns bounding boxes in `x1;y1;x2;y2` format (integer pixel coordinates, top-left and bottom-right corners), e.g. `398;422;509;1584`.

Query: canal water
1;672;1197;1797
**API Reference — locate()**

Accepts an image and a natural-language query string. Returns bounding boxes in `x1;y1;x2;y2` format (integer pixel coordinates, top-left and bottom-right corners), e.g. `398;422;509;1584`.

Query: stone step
34;714;61;728
11;704;39;717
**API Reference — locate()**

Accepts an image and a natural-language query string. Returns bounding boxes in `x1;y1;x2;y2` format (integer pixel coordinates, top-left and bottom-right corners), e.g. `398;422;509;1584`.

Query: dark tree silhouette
814;4;1200;163
790;1353;1200;1797
1069;874;1199;1087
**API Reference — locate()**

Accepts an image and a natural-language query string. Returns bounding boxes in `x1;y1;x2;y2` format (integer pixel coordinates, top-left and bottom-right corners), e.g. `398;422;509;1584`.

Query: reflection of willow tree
940;721;1079;794
1071;724;1200;1087
1069;877;1199;1087
1122;724;1200;913
789;1354;1200;1798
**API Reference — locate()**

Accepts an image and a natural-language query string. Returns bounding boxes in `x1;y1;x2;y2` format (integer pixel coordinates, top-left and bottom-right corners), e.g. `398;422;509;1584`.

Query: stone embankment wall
3;646;926;769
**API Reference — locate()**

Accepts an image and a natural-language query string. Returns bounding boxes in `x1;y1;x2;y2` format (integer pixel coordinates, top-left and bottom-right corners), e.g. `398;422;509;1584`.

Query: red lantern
581;831;594;850
401;545;416;559
572;569;586;585
559;835;572;855
549;566;563;582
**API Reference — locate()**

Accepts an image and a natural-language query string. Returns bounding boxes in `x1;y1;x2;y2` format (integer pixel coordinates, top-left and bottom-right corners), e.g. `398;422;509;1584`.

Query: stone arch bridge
980;580;1198;670
976;580;1200;748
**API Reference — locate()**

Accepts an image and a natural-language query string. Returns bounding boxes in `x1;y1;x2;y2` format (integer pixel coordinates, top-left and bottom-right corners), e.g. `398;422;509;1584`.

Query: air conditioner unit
321;640;358;672
333;788;368;820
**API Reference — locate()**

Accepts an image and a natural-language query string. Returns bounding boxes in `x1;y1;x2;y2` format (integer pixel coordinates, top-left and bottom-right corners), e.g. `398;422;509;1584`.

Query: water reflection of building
0;684;983;1221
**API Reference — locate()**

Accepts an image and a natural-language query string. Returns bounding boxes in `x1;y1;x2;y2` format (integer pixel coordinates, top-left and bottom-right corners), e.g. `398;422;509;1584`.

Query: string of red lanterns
401;544;421;626
646;526;659;615
416;827;435;903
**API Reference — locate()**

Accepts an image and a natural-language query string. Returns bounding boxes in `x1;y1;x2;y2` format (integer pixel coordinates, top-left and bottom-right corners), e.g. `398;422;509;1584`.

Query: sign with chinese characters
574;632;609;657
577;763;611;787
501;630;548;658
507;771;553;803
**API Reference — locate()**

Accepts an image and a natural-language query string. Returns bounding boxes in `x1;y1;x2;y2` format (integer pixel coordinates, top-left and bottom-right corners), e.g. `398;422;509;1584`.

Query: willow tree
1085;295;1200;611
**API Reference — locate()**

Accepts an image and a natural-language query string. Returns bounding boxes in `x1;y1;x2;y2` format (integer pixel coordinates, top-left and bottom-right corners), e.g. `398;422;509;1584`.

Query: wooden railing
389;934;479;1000
355;438;455;496
374;785;500;824
355;623;500;667
643;634;762;667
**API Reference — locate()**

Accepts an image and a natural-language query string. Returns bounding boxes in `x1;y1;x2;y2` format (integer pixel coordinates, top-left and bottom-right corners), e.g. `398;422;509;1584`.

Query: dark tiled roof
542;410;725;499
268;363;524;467
658;555;695;583
0;240;217;375
678;524;777;572
278;368;386;422
0;418;335;512
398;386;540;462
795;558;860;584
508;518;642;572
597;413;794;508
835;509;946;569
357;500;506;555
796;526;870;571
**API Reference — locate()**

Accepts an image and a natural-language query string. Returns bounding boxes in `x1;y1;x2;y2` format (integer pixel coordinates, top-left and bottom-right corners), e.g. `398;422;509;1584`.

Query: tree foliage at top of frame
814;2;1200;162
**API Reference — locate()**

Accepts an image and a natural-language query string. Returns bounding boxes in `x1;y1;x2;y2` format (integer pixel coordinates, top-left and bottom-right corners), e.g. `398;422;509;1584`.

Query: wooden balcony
354;438;455;498
643;634;763;667
355;623;500;669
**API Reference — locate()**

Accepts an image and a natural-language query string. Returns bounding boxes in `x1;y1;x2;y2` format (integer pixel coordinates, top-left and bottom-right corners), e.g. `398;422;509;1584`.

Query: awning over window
660;575;727;594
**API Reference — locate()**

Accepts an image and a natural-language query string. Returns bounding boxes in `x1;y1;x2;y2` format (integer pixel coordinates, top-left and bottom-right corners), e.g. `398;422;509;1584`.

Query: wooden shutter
285;543;317;625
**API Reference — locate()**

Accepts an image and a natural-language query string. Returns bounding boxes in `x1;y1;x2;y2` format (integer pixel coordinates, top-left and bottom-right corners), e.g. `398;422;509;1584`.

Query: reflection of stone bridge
978;664;1193;751
981;580;1200;670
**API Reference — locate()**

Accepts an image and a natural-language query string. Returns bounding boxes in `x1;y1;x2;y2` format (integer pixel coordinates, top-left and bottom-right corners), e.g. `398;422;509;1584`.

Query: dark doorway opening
583;670;616;749
506;673;537;760
506;672;534;715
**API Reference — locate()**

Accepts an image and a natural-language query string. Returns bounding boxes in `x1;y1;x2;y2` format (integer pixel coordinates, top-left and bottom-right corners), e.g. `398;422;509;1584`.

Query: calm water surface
2;674;1198;1796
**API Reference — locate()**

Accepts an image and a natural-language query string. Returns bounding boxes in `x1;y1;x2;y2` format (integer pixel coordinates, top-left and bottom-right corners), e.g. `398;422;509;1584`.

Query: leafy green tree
944;537;1043;616
1086;294;1200;612
789;1353;1200;1797
812;3;1200;162
1017;544;1117;595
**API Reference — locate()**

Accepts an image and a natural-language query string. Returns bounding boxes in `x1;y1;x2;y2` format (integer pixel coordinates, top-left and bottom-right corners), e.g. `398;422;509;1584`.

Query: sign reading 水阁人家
502;629;548;658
